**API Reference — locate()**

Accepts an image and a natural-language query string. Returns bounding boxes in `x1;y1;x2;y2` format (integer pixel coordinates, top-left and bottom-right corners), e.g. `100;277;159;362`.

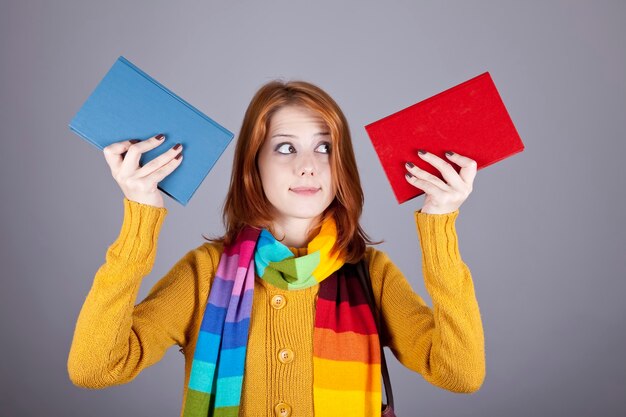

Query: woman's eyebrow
270;132;330;139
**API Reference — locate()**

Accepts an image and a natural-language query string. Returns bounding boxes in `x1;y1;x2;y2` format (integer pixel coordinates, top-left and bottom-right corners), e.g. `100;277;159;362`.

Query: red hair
203;79;382;263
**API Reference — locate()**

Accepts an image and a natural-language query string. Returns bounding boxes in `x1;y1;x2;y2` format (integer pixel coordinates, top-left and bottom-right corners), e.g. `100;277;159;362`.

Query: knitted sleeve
366;209;485;394
67;198;217;389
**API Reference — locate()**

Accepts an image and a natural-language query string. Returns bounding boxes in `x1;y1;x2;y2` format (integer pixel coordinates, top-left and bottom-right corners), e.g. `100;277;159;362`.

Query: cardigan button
278;348;294;364
274;402;292;417
271;294;286;310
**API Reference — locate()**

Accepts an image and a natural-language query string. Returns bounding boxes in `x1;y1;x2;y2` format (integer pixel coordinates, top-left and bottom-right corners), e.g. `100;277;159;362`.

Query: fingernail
405;172;413;179
405;161;414;168
173;143;182;150
418;149;426;155
129;139;140;144
175;153;183;160
445;151;454;156
156;134;165;140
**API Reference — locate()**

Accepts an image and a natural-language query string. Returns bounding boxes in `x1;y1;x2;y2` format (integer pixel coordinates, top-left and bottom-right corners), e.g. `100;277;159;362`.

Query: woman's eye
316;142;331;154
275;142;331;154
276;143;296;154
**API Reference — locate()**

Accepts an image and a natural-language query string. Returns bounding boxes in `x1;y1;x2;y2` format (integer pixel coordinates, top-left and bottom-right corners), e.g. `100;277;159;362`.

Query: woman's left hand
404;150;477;215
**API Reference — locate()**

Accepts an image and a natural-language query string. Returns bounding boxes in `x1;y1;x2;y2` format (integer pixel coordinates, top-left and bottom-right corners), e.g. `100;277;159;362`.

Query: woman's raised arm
67;198;216;388
368;209;485;393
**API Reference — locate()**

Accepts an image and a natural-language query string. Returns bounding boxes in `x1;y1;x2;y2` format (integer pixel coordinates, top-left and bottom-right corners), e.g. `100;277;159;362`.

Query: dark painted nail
405;172;413;179
405;161;414;168
418;149;426;155
173;143;182;150
445;151;454;156
129;139;140;144
156;134;165;140
175;153;183;160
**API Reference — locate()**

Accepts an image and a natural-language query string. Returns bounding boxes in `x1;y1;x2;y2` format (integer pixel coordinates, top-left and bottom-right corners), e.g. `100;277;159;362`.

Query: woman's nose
296;154;316;176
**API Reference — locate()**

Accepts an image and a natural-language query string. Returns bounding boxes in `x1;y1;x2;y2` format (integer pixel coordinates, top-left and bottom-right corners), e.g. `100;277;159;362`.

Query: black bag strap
355;258;395;410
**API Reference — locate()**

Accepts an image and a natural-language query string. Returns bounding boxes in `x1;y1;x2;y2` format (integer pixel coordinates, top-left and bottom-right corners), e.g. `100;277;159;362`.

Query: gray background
1;1;625;416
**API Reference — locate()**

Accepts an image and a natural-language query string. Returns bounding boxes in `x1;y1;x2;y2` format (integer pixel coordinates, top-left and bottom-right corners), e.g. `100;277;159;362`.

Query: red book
364;72;525;204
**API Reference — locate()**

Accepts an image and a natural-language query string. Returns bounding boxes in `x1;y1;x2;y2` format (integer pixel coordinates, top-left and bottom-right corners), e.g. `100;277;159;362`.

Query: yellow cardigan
68;198;485;416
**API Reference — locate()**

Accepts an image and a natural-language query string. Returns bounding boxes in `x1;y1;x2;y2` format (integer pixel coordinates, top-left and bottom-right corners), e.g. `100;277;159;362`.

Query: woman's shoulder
197;240;225;261
364;244;389;257
171;241;225;273
363;245;393;269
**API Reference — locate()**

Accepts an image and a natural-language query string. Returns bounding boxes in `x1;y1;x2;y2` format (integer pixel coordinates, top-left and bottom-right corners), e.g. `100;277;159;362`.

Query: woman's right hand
103;133;183;208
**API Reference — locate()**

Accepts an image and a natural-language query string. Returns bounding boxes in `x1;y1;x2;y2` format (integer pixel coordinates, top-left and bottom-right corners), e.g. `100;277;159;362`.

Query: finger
405;161;450;191
137;143;183;178
119;133;167;178
444;151;477;186
103;139;140;174
146;152;184;184
417;150;466;190
405;172;446;197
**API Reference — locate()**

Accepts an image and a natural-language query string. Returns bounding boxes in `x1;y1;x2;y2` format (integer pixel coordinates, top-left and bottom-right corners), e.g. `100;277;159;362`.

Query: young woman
68;80;485;417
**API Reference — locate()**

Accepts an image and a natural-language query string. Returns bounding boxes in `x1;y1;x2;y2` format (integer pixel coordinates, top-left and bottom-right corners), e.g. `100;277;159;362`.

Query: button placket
274;402;292;417
271;294;286;310
278;348;294;364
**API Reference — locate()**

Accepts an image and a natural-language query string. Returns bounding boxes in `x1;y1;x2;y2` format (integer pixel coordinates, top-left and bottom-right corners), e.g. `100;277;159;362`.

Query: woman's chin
277;206;326;220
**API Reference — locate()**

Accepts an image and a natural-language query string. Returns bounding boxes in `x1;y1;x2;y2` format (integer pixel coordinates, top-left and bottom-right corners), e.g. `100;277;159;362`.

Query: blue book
69;56;234;206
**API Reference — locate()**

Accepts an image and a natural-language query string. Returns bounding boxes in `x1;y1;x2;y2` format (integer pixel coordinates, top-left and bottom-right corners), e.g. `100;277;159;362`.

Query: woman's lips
290;188;320;196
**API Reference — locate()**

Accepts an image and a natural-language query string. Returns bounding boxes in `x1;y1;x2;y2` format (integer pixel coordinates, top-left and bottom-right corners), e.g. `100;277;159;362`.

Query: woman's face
257;105;335;225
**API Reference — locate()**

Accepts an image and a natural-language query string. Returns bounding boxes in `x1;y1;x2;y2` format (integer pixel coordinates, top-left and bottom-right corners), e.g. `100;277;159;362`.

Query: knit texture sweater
67;198;485;417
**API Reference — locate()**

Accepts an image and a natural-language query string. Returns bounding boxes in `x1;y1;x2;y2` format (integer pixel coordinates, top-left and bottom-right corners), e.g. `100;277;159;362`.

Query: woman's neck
270;216;320;248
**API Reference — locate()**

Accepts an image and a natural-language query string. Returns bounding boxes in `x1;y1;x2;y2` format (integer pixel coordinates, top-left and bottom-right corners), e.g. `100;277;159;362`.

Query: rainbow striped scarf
182;216;381;417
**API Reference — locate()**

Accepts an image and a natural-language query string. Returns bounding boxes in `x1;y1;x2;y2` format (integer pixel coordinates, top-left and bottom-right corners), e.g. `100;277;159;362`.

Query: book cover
364;72;525;204
69;55;234;206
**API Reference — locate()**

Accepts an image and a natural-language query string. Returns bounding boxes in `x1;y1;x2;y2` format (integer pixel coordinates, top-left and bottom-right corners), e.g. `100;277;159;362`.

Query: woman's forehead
268;105;328;132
